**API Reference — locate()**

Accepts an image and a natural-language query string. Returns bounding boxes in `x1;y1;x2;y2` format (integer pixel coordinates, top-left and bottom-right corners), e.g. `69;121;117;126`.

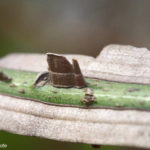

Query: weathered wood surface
0;44;150;149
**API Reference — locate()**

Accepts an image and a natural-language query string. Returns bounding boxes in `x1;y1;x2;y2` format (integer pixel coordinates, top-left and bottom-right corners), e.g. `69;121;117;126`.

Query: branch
1;44;150;149
0;67;150;110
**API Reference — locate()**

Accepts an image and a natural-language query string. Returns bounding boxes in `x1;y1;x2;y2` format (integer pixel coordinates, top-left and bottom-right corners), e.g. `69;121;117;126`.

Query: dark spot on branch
81;88;96;106
18;89;26;94
9;83;16;87
127;88;140;93
0;71;12;82
139;101;145;105
52;90;57;93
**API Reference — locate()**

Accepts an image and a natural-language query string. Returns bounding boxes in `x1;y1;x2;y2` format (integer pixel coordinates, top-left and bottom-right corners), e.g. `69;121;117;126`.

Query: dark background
0;0;150;149
0;0;150;57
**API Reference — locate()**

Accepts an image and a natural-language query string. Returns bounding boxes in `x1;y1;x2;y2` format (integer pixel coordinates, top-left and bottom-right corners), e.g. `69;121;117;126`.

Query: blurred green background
0;0;150;149
0;131;146;150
